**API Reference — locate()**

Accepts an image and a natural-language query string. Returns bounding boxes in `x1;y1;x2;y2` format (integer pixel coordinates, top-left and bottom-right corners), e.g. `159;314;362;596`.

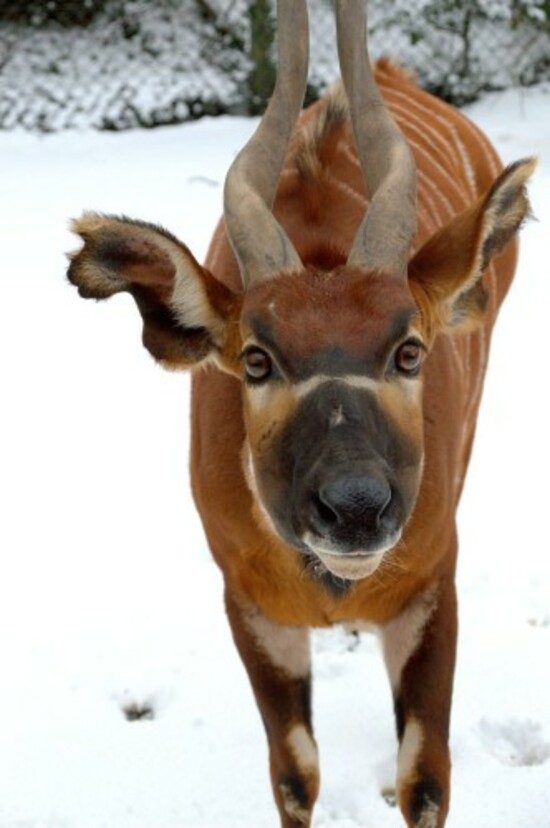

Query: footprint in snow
479;717;550;766
115;688;157;721
122;699;156;721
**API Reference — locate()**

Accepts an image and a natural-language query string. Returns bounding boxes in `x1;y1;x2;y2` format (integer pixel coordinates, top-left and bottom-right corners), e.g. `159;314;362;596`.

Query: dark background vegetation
1;0;549;131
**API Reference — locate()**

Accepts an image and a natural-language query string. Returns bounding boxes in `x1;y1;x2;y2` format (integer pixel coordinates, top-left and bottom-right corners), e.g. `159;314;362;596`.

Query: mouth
315;550;384;580
303;530;401;581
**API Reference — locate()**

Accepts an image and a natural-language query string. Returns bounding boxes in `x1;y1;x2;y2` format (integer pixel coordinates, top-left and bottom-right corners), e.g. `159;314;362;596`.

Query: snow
1;82;549;827
2;1;549;131
0;3;249;131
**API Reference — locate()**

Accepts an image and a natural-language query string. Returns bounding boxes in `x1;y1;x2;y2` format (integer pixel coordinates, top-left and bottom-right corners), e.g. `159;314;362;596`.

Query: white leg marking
416;801;440;828
279;783;310;825
242;605;310;679
395;699;441;827
397;718;424;798
286;725;319;773
381;585;439;693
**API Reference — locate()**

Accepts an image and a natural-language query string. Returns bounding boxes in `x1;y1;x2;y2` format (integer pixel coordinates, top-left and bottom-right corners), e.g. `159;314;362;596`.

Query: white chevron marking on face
246;374;382;413
293;374;381;398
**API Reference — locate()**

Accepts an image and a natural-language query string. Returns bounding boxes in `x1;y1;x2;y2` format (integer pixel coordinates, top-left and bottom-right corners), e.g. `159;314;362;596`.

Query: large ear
408;158;536;338
68;213;241;370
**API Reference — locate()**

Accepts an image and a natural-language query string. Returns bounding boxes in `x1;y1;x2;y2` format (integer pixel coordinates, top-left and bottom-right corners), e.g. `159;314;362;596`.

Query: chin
316;550;385;581
304;529;402;581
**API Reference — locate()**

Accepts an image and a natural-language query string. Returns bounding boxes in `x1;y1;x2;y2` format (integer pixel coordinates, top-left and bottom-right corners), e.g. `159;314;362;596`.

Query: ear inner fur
68;213;239;368
408;158;535;337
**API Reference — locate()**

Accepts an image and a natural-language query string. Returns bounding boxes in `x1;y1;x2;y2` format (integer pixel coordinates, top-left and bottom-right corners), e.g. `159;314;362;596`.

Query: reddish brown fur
189;64;530;827
68;58;534;828
193;63;519;616
243;267;417;366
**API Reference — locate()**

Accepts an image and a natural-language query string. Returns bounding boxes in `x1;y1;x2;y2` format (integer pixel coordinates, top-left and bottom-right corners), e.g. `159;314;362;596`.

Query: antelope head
68;0;534;583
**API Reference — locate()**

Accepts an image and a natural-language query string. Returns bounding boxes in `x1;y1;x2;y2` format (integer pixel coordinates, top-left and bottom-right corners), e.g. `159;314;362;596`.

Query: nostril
311;492;339;527
378;487;393;522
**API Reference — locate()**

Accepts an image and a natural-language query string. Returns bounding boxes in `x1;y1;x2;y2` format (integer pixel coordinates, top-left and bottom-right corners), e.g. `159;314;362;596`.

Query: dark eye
244;347;272;382
394;340;423;376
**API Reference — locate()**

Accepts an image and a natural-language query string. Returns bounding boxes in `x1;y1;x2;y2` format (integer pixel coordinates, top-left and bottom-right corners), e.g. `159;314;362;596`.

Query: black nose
311;471;392;537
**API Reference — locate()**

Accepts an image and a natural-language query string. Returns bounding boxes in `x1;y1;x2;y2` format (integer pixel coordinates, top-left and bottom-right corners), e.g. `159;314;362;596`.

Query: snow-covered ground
1;81;549;828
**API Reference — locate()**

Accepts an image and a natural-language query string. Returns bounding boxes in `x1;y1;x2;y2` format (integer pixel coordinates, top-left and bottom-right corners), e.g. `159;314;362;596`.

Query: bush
0;0;549;131
369;0;550;102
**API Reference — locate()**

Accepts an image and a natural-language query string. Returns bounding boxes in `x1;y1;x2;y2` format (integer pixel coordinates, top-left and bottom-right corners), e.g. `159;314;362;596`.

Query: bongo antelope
67;1;534;825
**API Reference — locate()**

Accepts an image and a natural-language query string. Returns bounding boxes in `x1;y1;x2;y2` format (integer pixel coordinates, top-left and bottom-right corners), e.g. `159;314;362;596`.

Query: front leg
225;590;320;828
381;570;458;828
